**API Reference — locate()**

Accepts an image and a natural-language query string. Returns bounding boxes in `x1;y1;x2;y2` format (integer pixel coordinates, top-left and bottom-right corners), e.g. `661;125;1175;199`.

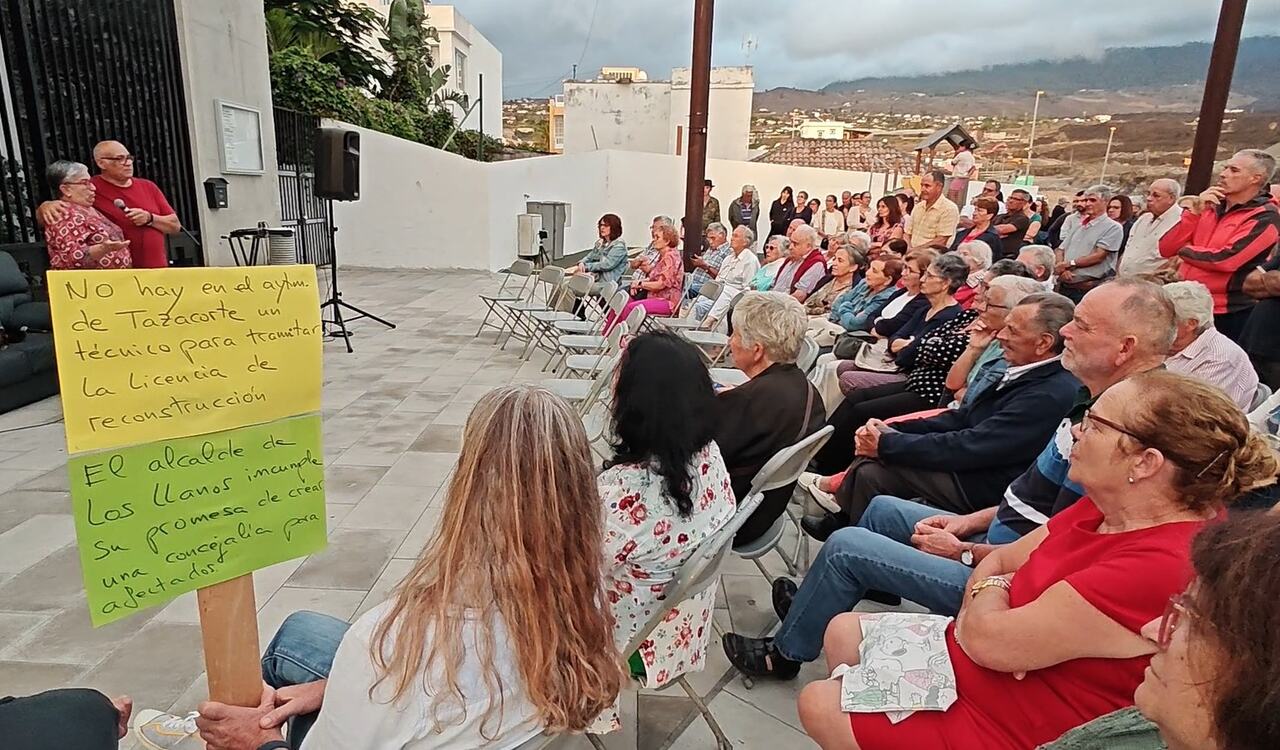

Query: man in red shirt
37;140;181;268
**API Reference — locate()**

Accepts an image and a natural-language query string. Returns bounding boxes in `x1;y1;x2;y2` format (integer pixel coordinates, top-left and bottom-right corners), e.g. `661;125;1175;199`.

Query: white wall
562;82;671;155
328;123;903;273
326;121;491;270
173;0;281;266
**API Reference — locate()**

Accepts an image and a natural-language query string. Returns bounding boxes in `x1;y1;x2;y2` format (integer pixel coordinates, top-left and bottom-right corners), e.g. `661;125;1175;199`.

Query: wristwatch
1069;260;1078;269
960;545;975;567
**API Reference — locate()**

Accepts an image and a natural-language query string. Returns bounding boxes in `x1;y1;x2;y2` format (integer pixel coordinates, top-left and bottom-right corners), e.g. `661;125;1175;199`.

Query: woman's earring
1127;476;1135;484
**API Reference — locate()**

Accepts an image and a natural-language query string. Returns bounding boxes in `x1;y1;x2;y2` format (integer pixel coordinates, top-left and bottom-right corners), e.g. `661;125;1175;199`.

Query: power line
575;0;601;71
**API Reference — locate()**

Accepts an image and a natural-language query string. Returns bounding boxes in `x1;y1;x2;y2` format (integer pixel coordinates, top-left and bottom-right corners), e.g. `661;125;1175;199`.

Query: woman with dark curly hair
599;331;736;688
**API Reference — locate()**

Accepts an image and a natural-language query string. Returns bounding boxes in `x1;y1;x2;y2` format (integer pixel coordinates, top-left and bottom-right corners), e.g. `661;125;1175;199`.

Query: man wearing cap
702;179;721;235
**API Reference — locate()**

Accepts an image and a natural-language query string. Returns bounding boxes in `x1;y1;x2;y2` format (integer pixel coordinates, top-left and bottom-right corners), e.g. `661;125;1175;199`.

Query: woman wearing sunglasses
795;370;1278;750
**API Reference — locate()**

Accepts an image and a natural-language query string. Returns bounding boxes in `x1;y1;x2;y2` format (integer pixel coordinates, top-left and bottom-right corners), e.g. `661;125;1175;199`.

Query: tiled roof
754;138;915;174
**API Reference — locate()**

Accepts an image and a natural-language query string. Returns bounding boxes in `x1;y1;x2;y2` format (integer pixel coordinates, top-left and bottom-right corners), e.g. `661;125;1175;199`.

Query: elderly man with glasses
36;140;181;268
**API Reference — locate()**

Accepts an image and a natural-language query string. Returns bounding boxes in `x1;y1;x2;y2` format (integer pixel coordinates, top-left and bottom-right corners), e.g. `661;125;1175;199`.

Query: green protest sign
68;415;327;626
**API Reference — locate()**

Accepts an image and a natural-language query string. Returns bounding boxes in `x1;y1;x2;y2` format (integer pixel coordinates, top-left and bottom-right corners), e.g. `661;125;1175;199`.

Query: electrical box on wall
204;177;229;209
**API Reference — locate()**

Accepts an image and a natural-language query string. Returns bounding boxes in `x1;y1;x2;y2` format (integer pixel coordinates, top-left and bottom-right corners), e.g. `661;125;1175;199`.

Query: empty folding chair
475;259;535;338
549;304;645;373
708;367;749;388
496;266;566;349
518;274;594;361
562;322;628;378
550;287;628;339
541;330;626;416
796;336;820;373
679;289;746;366
659;279;722;331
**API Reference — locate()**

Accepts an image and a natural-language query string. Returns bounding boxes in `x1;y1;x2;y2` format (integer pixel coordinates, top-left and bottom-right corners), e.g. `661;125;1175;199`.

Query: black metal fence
274;107;335;268
0;0;201;276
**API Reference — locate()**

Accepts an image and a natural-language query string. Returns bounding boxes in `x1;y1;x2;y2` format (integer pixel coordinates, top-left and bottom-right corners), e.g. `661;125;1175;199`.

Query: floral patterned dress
600;441;736;688
44;203;131;269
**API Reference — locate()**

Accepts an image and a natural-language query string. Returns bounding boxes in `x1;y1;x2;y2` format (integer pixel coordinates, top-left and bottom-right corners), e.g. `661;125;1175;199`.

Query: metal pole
1186;0;1247;194
681;0;714;271
478;73;485;161
1027;89;1043;177
1100;126;1116;184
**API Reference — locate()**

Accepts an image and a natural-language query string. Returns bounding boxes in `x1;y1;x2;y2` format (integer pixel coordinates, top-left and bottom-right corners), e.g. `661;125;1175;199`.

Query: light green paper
68;415;327;627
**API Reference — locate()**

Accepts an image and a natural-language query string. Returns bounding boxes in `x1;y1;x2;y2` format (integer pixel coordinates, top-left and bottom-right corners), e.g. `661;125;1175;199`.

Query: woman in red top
795;370;1279;750
41;160;131;270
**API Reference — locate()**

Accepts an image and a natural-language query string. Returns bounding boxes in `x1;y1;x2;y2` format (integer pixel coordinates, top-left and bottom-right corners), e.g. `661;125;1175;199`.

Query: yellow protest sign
48;266;323;453
69;415;327;626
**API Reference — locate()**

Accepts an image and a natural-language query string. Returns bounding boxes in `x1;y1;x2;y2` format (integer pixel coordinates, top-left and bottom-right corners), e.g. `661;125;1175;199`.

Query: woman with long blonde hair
192;385;624;750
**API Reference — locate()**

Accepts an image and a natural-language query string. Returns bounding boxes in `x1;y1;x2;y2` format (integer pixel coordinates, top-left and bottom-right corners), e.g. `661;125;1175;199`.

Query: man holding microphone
37;140;181;268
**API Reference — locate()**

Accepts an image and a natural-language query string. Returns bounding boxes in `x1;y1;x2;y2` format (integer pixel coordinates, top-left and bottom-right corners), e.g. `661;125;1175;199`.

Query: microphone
113;198;128;211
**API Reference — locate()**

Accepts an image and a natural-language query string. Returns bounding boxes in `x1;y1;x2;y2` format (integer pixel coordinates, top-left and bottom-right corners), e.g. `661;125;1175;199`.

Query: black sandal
771;577;798;620
721;633;801;680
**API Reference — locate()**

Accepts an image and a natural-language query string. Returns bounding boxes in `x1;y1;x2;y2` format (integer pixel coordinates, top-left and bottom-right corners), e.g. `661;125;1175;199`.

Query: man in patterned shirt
687;222;730;299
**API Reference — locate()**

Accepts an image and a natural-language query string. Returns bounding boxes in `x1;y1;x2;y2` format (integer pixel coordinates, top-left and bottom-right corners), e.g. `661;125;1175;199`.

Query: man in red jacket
1159;149;1280;341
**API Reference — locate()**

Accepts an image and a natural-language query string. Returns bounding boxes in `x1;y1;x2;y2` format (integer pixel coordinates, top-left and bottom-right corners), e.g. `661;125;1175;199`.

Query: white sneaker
798;472;840;514
134;709;203;749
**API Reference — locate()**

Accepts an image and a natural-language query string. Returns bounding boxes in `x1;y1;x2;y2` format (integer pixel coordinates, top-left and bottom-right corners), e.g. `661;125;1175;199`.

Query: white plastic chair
562;323;628;378
660;279;722;331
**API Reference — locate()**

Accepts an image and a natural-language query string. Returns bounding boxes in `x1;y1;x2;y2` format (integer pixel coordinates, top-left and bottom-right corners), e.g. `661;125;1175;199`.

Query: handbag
832;330;876;360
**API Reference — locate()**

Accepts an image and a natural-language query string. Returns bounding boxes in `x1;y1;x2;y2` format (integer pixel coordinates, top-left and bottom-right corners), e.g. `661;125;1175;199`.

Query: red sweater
1159;192;1280;314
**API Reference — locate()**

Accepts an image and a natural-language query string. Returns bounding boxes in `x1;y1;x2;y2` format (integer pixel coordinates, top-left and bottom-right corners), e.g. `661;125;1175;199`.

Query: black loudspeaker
315;128;360;201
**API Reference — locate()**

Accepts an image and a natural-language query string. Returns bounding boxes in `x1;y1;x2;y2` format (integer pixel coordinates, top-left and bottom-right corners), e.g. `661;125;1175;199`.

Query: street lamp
1027;89;1044;177
1100;126;1117;183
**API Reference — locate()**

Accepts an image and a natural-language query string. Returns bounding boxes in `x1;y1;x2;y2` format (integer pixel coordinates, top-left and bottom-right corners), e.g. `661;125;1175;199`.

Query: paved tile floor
0;268;850;749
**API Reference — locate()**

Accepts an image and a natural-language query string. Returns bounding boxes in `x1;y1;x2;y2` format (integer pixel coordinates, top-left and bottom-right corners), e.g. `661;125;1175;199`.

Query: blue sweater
829;282;901;332
879;359;1081;506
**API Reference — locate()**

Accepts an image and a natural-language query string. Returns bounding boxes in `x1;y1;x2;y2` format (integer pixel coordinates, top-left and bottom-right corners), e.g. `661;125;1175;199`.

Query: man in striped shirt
1163;281;1259;411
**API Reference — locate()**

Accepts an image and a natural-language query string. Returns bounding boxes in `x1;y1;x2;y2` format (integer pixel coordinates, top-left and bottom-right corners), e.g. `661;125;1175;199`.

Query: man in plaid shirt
688;222;731;298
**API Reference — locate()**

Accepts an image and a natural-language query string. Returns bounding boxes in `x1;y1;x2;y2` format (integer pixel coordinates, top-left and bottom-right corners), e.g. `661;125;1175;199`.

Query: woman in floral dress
599;330;736;690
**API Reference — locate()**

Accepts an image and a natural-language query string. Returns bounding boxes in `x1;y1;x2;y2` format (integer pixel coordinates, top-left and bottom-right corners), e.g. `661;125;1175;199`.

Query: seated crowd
12;156;1280;750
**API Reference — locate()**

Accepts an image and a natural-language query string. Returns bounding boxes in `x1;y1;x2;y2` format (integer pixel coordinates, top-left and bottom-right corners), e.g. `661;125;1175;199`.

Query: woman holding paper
42;160;131;269
192;385;624;749
789;372;1277;750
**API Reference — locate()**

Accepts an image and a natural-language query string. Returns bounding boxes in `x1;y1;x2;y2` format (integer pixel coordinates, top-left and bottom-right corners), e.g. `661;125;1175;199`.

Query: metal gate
274;107;335;268
0;0;202;284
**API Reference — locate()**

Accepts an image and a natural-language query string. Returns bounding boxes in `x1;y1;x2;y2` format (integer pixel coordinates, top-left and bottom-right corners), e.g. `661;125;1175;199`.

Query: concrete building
560;66;754;161
352;2;503;141
424;5;503;142
548;94;565;153
798;120;876;140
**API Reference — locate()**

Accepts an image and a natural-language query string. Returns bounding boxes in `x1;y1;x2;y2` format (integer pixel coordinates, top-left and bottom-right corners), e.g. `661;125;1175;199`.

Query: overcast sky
445;0;1280;99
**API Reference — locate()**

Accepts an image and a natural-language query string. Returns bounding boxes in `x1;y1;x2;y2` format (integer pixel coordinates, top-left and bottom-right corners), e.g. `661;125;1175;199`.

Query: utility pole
681;0;714;270
1027;89;1044;178
1186;0;1247;194
1100;126;1117;184
571;64;578;81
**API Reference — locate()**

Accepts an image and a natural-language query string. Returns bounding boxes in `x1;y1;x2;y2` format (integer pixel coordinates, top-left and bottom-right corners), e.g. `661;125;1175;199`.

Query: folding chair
543;289;629;371
796;336;820;373
659;279;722;331
475;259;535;338
519;274;595;361
542;331;626;416
731;426;834;586
681;327;731;367
709;367;749;388
496;266;567;349
514;731;606;750
548;304;645;373
562;322;628;378
584;490;776;750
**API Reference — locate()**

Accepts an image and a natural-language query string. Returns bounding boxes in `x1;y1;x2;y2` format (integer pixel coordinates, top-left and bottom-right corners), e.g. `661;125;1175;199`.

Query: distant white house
353;2;503;141
559;66;754;161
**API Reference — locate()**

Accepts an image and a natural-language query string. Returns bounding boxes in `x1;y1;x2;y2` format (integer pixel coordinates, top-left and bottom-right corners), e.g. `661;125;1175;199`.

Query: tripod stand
318;203;395;353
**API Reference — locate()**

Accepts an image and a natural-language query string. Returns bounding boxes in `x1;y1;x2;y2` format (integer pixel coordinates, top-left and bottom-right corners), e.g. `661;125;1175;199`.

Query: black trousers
0;689;120;750
835;459;972;525
1252;354;1280;391
812;381;932;474
1215;307;1253;343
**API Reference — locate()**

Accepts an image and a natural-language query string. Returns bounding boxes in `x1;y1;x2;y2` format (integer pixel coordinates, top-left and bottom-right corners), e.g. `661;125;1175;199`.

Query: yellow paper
49;266;323;453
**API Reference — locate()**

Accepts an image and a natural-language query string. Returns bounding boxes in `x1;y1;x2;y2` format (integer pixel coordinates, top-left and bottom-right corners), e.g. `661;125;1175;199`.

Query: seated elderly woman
952;239;994;308
804;245;865;318
786;371;1278;750
601;330;736;689
605;223;683;332
1040;510;1280;749
696;225;760;324
828;257;904;334
750;235;788;292
41;160;131;269
575;213;629;285
714;292;825;545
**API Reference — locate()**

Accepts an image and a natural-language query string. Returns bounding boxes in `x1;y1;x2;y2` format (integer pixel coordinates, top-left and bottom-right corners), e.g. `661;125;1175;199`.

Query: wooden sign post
48;266;328;709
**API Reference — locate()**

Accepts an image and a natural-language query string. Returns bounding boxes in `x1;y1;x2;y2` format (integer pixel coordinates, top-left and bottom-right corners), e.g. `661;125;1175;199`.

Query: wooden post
197;574;263;707
1185;0;1248;195
681;0;715;270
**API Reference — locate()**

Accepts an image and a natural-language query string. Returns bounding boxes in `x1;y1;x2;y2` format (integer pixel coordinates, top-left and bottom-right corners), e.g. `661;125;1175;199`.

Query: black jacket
716;362;825;544
769;199;795;238
878;358;1080;506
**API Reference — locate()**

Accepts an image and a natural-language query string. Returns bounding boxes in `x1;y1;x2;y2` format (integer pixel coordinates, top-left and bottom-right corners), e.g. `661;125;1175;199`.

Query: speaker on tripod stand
314;127;396;352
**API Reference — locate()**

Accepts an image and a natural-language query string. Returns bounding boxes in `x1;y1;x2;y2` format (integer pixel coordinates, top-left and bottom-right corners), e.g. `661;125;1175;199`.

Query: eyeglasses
922;270;945;281
1157;592;1195;651
61;179;93;187
1081;409;1143;442
101;154;135;163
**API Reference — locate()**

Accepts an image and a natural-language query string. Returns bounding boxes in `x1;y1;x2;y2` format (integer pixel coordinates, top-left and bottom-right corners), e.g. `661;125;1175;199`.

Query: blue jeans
261;611;351;749
773;495;973;662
